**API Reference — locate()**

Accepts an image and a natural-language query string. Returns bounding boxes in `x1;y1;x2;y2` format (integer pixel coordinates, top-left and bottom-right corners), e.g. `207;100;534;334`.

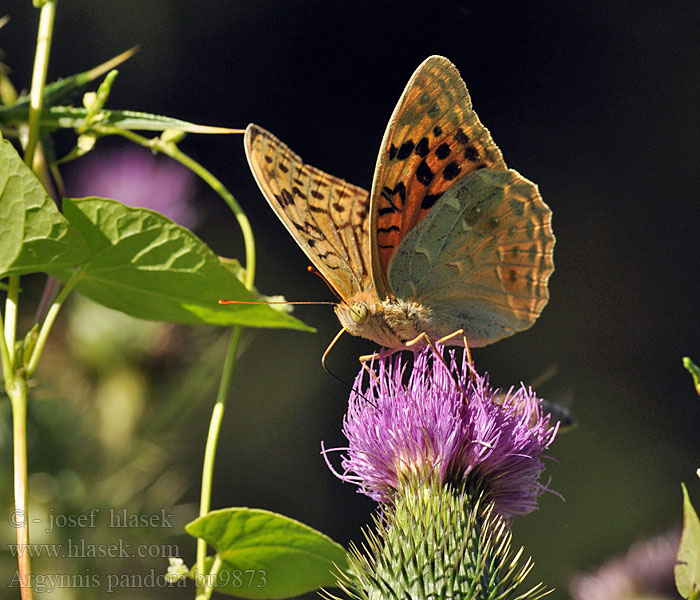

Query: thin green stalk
7;377;32;600
196;327;242;593
0;310;14;389
24;0;56;168
7;4;57;598
25;270;83;376
97;127;256;288
3;274;19;367
198;554;223;600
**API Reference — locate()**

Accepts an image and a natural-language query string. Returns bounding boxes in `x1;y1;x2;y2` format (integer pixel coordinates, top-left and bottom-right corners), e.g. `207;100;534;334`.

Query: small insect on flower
326;346;559;520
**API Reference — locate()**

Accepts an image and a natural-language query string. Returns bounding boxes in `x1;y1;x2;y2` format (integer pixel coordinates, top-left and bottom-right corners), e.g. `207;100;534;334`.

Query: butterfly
244;55;554;351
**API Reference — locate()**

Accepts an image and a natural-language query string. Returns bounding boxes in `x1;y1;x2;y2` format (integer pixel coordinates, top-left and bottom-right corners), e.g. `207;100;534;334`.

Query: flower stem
25;269;83;377
24;0;56;169
3;274;19;367
5;4;58;598
195;326;242;592
198;554;223;600
0;313;13;386
7;376;32;600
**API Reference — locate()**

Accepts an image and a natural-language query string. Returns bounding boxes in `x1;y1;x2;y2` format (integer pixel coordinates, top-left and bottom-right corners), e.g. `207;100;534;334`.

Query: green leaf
0;47;137;124
43;106;240;134
186;508;349;599
56;197;312;330
676;484;700;600
683;357;700;397
0;138;89;277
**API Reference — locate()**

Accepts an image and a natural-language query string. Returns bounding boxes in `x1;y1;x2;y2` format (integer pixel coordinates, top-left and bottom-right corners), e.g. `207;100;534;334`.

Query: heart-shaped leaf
186;508;349;598
0;138;89;277
56;197;311;330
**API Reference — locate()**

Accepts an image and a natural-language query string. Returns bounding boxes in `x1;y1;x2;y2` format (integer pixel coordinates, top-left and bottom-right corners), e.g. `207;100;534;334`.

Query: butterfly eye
350;302;369;324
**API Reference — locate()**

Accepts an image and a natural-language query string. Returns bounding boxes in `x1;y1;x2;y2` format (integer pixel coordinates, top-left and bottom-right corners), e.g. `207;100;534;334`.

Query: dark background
2;1;700;598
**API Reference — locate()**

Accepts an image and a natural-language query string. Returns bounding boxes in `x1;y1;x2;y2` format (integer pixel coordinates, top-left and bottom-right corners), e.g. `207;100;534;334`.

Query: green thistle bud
331;478;550;600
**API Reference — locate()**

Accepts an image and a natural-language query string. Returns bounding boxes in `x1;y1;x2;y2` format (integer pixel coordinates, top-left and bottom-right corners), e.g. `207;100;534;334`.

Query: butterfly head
334;291;375;333
348;301;369;324
334;293;438;351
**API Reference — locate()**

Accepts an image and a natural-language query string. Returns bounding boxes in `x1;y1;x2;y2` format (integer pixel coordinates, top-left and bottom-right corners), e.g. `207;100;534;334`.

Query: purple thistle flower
570;529;681;600
65;145;199;229
328;346;559;519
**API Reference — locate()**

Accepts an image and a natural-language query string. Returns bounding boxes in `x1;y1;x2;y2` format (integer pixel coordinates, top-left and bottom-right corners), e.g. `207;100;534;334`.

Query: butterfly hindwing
388;168;554;346
370;55;507;298
244;124;373;301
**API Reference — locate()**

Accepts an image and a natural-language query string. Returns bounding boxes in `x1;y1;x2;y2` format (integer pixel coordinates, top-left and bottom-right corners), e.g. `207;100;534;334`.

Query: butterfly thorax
334;293;439;351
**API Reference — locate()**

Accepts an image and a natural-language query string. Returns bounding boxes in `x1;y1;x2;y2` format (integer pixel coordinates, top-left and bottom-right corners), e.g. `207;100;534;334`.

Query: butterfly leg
406;332;469;403
359;351;381;363
437;329;476;385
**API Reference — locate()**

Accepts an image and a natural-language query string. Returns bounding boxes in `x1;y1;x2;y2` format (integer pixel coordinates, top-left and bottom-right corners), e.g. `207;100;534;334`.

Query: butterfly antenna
307;266;345;305
219;299;336;306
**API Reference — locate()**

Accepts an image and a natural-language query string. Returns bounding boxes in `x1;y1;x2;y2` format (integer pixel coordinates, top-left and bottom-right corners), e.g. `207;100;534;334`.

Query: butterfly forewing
370;55;507;298
245;124;373;301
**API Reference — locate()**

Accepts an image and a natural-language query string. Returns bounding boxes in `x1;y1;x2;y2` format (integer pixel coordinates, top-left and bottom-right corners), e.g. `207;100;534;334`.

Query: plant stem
198;554;223;600
24;0;56;168
8;376;33;600
6;4;57;597
3;275;19;367
0;311;13;385
195;326;242;596
25;269;83;377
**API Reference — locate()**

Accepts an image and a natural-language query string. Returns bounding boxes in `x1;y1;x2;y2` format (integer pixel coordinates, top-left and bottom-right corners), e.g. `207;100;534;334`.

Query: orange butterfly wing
369;55;507;299
244;124;374;302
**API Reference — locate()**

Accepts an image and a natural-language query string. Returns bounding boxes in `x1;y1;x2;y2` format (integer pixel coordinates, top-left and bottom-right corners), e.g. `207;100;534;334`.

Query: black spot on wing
442;161;461;181
464;146;480;162
396;140;415;160
416;160;435;186
433;125;443;137
381;182;406;208
421;193;442;210
415;137;430;157
278;189;294;207
435;143;451;160
454;128;469;145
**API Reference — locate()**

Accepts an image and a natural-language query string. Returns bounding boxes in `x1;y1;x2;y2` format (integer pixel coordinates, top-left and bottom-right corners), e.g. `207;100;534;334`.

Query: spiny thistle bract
327;479;551;600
